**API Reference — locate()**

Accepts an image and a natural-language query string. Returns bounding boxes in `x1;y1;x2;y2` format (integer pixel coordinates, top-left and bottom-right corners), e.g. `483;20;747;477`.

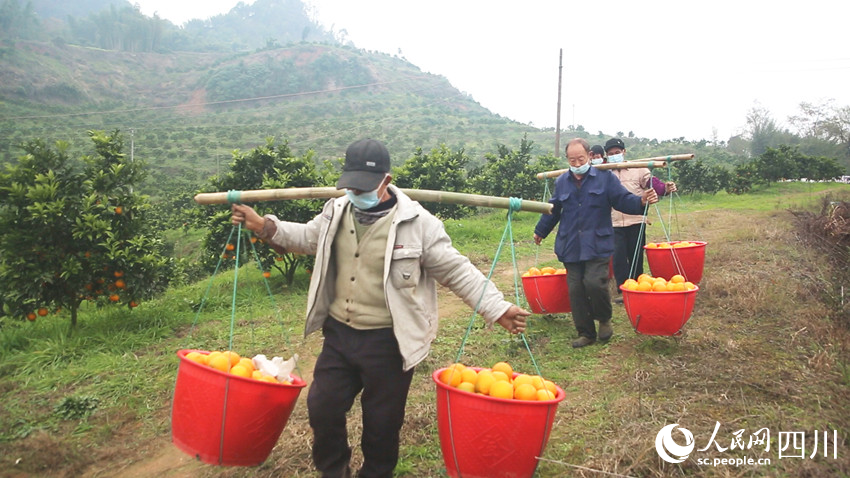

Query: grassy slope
0;183;849;477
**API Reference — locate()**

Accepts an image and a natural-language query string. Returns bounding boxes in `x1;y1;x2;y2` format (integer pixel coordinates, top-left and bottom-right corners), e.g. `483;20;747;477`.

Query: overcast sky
133;0;850;142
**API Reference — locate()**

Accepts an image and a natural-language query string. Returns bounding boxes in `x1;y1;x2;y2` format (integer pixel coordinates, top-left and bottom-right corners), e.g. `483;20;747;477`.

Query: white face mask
607;153;624;164
570;162;591;175
345;187;381;210
590;158;604;165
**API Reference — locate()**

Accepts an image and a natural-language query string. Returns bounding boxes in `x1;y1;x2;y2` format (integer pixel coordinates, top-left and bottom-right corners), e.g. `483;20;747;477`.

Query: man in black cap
231;138;530;478
605;138;676;305
590;144;606;164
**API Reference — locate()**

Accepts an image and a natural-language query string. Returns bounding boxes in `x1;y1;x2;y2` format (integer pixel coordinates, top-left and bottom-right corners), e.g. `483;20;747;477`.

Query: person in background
590;144;606;164
231;138;530;478
534;138;658;348
605;137;677;304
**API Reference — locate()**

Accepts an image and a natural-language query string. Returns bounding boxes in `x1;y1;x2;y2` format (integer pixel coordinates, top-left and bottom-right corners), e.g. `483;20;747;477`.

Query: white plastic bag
252;353;298;382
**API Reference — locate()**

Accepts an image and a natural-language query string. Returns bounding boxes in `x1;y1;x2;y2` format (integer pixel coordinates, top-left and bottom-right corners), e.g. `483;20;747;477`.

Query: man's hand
665;181;677;194
533;234;543;245
496;305;531;334
641;189;659;206
231;203;265;234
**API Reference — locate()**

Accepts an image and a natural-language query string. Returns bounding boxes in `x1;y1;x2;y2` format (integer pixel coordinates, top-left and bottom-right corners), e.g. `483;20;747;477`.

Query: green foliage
193;137;329;284
393;144;473;219
54;395;99;420
672;159;731;195
0;130;172;328
470;135;548;201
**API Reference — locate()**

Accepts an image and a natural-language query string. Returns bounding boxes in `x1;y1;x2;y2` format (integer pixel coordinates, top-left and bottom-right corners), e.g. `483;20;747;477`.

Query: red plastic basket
171;349;306;466
644;241;707;284
433;368;565;478
521;274;570;314
620;285;699;336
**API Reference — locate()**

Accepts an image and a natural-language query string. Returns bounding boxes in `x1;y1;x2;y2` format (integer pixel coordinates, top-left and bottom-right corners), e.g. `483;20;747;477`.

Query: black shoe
572;336;596;348
598;321;613;341
613;295;623;304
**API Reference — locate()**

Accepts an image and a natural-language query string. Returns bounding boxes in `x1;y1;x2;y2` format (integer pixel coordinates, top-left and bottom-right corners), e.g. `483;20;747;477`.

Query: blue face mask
570;162;591;175
607;153;624;164
345;187;381;210
590;158;604;165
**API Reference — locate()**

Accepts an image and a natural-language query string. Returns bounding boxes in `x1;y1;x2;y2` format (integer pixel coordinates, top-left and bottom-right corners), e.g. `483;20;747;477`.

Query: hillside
0;39;553;197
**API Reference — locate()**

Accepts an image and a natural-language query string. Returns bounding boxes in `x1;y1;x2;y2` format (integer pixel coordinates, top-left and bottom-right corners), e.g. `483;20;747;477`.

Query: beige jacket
262;185;513;371
611;168;651;227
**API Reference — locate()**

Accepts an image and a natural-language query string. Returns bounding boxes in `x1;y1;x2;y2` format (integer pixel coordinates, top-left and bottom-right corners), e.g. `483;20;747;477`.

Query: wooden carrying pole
535;153;694;180
194;187;554;215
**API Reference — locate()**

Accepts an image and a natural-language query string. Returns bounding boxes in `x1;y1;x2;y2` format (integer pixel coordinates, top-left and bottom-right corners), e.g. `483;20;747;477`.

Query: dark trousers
565;258;612;339
613;224;646;288
308;318;414;478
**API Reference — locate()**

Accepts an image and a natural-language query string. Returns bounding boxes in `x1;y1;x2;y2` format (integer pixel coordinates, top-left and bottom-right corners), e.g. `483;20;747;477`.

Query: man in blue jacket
534;138;658;347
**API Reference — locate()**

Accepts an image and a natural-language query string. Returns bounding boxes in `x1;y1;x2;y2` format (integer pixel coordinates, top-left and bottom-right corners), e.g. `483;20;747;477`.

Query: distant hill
0;38;551;199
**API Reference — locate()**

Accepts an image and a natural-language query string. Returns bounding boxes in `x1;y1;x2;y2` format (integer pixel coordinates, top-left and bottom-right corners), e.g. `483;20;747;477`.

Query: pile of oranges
184;350;291;385
645;241;698;249
438;361;559;401
521;266;566;277
621;273;697;292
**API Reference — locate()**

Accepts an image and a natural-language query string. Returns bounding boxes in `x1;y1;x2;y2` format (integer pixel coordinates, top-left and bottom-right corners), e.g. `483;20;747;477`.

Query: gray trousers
565;257;612;339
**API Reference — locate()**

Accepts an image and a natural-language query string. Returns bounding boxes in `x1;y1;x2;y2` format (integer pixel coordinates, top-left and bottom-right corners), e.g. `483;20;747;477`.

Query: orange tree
0;130;172;329
191;137;331;285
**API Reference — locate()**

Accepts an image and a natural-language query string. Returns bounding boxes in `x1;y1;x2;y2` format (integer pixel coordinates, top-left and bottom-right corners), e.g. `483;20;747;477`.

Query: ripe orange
540;266;557;275
208;354;231;372
226;243;235;251
637;281;652;292
263;271;271;278
230;365;251;378
652;282;668;292
491;370;510;383
514;383;538;401
684;281;696;290
129;300;139;308
489;380;514;399
474;370;496;394
529;375;546;390
670;274;685;284
460;368;478;384
26;312;37;321
109;294;120;302
457;382;476;394
439;364;465;387
237;357;255;373
622;279;638;290
512;374;534;388
645;242;658;249
492;361;513;379
186;351;207;365
37;307;48;316
637;273;652;284
114;206;123;214
527;267;541;276
114;271;124;278
555;268;567;275
537;389;556;400
250;237;257;243
258;375;278;383
224;351;241;367
115;279;126;289
543;379;558;395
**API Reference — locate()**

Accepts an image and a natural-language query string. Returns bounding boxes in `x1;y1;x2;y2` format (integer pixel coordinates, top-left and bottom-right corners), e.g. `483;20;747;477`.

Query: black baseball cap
605;138;626;153
336;139;391;191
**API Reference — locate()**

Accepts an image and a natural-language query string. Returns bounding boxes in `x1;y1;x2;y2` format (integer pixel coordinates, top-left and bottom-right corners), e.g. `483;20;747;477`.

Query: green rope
227;224;241;354
188;226;237;335
244;232;303;380
452;198;541;377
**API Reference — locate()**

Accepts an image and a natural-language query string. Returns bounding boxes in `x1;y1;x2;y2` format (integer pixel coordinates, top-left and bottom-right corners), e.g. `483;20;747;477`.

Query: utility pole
555;49;563;158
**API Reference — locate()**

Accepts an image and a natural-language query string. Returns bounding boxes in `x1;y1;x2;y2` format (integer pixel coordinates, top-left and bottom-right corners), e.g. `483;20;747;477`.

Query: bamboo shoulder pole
536;154;694;180
194;187;554;215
